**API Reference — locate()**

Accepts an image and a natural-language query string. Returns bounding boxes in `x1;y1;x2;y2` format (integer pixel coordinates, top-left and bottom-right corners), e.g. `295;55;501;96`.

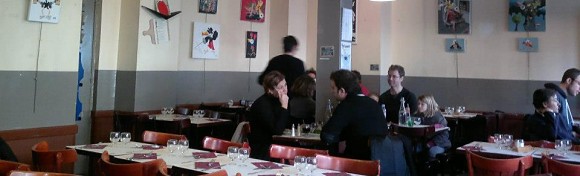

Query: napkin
192;152;217;159
195;162;221;169
252;162;283;169
461;146;485;151
534;153;568;160
323;173;351;176
142;145;162;150
132;153;157;159
82;144;107;149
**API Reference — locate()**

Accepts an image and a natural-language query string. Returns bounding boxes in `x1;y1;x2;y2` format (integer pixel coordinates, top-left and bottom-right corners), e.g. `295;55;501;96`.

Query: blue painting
518;38;538;52
445;38;465;53
509;0;546;32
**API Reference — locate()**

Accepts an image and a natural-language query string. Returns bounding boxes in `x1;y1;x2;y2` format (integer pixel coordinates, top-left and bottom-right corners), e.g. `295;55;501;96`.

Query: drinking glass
514;139;525;148
305;157;317;173
199;110;206;118
178;139;189;155
238;147;250;162
167;139;178;154
168;108;174;114
502;134;513;150
445;107;454;114
227;146;239;161
563;139;572;155
120;132;131;145
457;106;466;114
162;107;168;114
228;100;234;107
294;156;306;172
302;124;311;136
414;117;422;126
493;133;503;149
109;132;120;144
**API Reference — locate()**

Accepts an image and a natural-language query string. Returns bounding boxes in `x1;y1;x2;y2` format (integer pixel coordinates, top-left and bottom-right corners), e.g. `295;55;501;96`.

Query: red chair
0;160;30;175
466;150;533;176
8;170;77;176
31;141;78;173
142;130;187;146
269;144;328;164
315;154;380;176
542;155;580;175
202;136;248;153
98;151;168;176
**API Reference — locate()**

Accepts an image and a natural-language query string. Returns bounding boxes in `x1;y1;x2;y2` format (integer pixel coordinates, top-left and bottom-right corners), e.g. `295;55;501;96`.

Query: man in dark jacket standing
258;36;305;97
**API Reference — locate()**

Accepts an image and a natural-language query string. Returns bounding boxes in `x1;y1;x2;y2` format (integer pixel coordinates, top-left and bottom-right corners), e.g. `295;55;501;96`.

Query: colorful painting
240;0;266;22
320;46;334;57
246;31;257;58
518;38;538;52
509;0;545;32
438;0;471;34
28;0;62;23
192;22;220;59
199;0;218;14
445;38;465;53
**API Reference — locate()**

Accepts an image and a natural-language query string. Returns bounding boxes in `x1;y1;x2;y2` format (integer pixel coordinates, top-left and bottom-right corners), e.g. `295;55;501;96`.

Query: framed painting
445;38;465;53
246;31;257;58
192;22;220;59
320;46;335;58
240;0;266;22
352;0;357;43
28;0;62;23
518;38;538;52
438;0;471;34
199;0;218;14
509;0;545;32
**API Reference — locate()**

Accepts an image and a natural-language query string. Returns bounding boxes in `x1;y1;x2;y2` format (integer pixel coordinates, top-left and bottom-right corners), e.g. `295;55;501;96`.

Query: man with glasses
544;68;580;140
379;65;418;124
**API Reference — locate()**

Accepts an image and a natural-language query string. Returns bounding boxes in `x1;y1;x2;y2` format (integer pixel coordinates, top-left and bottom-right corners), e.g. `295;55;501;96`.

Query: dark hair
330;70;361;95
388;65;405;77
351;70;362;83
533;88;556;109
291;75;316;97
283;36;298;53
561;68;580;83
262;71;285;92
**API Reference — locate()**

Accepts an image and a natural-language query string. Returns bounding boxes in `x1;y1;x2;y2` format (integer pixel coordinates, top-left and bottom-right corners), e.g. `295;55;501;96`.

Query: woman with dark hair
289;75;316;125
248;71;290;160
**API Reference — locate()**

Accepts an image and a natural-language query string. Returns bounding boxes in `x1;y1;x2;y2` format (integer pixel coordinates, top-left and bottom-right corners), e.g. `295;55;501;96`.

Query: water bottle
325;99;334;122
398;98;406;125
405;104;413;127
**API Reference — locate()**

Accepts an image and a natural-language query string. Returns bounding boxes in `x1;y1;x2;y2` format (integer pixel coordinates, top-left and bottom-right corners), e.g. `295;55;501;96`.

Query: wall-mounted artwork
192;22;220;59
518;38;539;52
246;31;257;58
438;0;471;34
240;0;266;23
508;0;545;32
340;42;352;70
320;46;335;58
352;0;357;43
199;0;218;14
445;38;465;52
28;0;62;23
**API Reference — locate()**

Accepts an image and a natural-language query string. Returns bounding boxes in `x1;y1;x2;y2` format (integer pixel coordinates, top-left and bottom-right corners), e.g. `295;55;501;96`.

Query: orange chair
315;154;380;176
8;170;77;176
202;136;248;153
200;169;228;176
542;155;580;175
142;130;187;146
269;144;328;164
31;141;78;173
466;150;533;176
0;160;31;175
98;151;168;176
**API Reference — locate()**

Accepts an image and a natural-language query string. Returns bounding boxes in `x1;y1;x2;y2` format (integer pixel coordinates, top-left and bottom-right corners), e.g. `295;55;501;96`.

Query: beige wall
97;0;121;70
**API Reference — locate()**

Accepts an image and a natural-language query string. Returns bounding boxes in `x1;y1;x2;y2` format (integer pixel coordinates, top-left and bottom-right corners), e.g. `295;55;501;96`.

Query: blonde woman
415;95;451;159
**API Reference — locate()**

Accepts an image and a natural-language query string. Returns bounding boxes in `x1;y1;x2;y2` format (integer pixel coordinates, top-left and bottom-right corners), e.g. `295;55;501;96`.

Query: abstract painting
509;0;545;32
246;31;257;58
199;0;218;14
445;38;465;53
438;0;471;34
320;46;334;57
518;38;538;52
240;0;266;22
192;22;220;59
28;0;62;23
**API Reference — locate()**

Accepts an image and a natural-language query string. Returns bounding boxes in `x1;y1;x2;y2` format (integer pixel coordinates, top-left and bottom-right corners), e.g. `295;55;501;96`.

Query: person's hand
278;89;289;109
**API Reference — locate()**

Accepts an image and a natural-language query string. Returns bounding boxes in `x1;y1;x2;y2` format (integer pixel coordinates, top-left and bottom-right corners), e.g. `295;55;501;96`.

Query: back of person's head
330;70;361;95
291;75;316;98
388;65;406;77
351;70;362;83
283;35;298;53
417;95;440;117
262;71;285;92
533;88;556;109
560;68;580;84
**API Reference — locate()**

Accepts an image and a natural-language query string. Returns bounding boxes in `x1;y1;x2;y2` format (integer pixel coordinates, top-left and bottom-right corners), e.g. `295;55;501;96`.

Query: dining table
458;141;580;164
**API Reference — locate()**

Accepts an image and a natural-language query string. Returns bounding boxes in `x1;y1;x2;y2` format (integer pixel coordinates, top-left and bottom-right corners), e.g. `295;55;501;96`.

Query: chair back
394;125;436;138
269;144;328;164
113;111;153;141
542;155;580;175
0;160;30;175
466;150;533;176
142;131;186;146
230;122;251;143
31;141;78;173
98;151;168;176
200;170;228;176
315;154;380;176
155;118;191;135
8;170;77;176
202;136;246;153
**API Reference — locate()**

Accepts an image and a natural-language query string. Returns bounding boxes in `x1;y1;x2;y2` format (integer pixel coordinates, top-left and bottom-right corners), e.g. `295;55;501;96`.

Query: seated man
524;89;580;144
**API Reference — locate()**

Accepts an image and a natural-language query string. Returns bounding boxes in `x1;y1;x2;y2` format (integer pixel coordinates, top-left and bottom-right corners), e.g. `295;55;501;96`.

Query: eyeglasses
387;75;401;79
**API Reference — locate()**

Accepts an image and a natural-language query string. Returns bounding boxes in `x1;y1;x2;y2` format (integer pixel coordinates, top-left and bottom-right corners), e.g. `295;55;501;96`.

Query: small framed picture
518;37;539;52
320;46;335;57
199;0;218;14
445;38;465;53
28;0;62;23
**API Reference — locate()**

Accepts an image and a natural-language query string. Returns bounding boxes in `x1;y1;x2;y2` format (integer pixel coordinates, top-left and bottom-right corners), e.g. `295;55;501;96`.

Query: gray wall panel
115;71;136;111
95;70;116;110
175;71;263;104
134;71;177;111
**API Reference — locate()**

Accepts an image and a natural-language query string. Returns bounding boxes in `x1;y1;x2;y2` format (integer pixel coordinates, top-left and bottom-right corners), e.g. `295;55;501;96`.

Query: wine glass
162;107;168;115
238;147;250;163
168;108;174;114
109;132;120;145
502;134;513;150
199;110;206;118
305;157;317;173
413;117;422;126
493;133;503;149
227;100;234;107
294;156;306;172
120;132;131;145
167;139;178;154
563;139;572;155
227;146;239;161
178;139;189;155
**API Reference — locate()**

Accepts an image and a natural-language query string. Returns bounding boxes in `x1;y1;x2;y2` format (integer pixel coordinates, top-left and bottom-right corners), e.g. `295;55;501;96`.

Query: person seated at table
321;70;389;160
414;95;451;159
289;75;316;126
248;71;290;160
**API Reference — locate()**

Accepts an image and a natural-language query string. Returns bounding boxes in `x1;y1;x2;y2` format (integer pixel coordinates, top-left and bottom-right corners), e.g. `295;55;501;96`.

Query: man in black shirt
258;36;305;96
379;65;418;124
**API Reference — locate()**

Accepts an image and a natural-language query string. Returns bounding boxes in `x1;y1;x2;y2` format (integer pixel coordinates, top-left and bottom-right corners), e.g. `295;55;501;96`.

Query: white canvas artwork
192;22;220;59
28;0;61;23
340;42;352;70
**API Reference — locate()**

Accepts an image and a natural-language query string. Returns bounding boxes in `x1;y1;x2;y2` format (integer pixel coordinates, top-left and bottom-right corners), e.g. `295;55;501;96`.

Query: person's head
306;68;317;80
388;65;405;88
262;71;287;98
283;35;299;53
560;68;580;96
533;88;559;112
351;70;362;83
368;92;380;102
291;75;316;98
330;70;361;101
417;95;440;117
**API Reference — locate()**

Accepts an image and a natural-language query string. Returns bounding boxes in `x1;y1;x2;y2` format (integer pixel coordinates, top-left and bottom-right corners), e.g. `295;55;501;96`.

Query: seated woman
414;95;451;159
525;88;580;144
248;71;290;160
289;75;316;125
